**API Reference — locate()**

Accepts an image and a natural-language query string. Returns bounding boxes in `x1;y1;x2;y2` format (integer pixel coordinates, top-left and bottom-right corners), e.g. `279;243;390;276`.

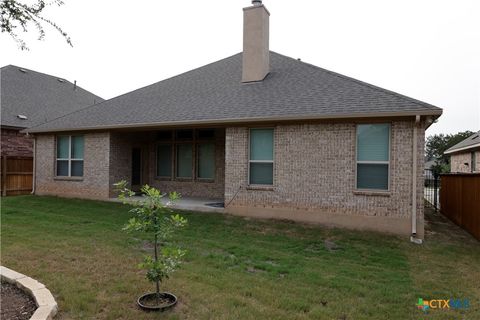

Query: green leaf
115;181;187;285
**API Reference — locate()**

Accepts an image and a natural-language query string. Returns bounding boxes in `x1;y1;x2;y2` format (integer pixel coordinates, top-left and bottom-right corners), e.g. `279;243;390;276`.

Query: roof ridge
271;51;440;110
0;64;15;70
2;64;69;82
1;64;104;101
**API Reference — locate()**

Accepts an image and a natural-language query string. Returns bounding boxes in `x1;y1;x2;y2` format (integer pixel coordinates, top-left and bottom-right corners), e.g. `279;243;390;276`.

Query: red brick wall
1;128;33;157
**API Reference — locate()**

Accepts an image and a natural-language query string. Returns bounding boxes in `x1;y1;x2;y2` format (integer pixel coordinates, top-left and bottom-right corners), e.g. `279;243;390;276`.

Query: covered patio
108;127;226;200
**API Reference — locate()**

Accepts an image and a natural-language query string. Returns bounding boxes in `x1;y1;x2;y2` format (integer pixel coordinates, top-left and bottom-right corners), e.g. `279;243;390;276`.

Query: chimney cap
252;0;262;6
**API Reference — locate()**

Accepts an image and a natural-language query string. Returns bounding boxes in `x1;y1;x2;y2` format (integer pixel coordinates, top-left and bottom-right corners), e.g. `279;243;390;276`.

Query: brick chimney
242;0;270;83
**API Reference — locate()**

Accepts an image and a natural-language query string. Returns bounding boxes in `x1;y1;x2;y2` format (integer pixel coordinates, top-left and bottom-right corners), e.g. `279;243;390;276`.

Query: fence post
2;156;7;196
433;173;438;210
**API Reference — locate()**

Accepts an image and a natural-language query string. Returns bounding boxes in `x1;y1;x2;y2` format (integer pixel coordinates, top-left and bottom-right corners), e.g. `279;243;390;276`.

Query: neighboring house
444;131;480;173
0;65;102;157
25;1;442;238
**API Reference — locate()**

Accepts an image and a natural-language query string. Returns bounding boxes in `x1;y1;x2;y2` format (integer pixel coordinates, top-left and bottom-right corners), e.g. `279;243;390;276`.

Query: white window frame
248;128;275;186
355;124;391;191
56;135;84;177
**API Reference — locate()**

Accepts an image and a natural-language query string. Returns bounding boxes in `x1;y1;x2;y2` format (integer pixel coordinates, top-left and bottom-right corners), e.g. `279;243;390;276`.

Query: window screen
356;124;390;190
197;143;215;179
176;144;193;178
249;128;274;185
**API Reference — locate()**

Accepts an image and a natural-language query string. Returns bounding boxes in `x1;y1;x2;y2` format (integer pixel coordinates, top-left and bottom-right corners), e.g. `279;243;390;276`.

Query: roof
1;65;103;129
25;52;442;133
444;131;480;154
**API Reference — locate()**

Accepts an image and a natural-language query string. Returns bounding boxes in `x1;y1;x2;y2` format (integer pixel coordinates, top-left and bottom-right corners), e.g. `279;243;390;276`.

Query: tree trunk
154;233;160;303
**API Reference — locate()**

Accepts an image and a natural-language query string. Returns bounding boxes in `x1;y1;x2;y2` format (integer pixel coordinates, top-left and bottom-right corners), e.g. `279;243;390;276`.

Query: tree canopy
0;0;72;50
425;130;474;173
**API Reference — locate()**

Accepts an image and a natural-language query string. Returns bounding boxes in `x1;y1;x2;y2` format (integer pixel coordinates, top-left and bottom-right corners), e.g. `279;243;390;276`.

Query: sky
1;0;479;136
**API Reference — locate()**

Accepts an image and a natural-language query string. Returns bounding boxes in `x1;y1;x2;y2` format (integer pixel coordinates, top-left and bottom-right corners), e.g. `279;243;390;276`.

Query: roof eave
1;124;27;130
24;109;443;134
444;142;480;155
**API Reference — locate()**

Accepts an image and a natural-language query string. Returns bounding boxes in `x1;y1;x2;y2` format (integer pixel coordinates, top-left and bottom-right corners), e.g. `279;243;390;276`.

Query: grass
1;196;479;319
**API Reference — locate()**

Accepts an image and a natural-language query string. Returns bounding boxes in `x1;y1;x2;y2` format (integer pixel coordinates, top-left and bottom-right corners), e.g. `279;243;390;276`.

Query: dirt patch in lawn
0;280;37;320
424;204;477;244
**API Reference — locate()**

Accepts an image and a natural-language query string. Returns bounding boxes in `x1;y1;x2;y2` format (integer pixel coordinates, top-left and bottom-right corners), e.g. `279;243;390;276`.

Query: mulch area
0;280;37;320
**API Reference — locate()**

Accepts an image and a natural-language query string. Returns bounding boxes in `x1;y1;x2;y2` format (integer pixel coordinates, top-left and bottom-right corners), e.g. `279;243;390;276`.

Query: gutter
23;109;443;134
444;142;480;155
410;115;422;244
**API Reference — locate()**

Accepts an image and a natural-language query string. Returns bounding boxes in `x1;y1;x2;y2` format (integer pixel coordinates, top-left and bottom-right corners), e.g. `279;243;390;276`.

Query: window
176;144;193;178
155;129;217;181
249;128;274;185
56;135;84;177
197;143;215;179
356;124;390;190
156;144;172;177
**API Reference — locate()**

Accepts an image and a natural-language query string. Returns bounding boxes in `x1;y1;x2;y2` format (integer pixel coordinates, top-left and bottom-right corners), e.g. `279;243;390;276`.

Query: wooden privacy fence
0;156;33;196
440;173;480;241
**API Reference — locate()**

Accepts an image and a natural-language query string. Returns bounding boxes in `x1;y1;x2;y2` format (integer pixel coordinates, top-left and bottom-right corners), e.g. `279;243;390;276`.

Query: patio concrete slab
109;196;225;213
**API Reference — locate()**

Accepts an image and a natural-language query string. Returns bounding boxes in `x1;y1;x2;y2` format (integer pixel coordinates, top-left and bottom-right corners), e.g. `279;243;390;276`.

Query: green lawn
1;196;479;319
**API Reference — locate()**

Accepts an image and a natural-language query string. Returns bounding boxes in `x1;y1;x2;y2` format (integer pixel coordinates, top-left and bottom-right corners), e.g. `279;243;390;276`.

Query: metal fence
424;169;441;210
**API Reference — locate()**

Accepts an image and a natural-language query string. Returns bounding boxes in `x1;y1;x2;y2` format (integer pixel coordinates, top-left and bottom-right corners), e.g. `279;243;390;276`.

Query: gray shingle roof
1;65;103;129
25;52;441;133
445;131;480;154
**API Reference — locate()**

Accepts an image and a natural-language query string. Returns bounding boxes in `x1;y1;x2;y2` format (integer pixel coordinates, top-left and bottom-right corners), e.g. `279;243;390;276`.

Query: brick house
25;1;442;239
0;65;102;158
445;131;480;173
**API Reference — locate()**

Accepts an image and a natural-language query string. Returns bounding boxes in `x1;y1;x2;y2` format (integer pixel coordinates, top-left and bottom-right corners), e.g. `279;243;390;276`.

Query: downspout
410;115;422;244
31;135;36;194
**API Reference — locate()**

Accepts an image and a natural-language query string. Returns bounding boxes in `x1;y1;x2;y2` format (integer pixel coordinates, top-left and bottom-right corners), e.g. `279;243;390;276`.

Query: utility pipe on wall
410;115;422;244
